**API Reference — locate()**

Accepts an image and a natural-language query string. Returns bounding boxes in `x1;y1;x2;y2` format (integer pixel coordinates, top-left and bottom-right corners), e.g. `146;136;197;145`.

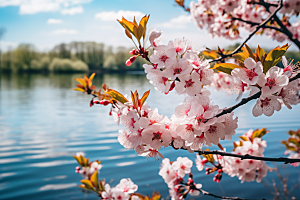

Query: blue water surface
0;73;299;200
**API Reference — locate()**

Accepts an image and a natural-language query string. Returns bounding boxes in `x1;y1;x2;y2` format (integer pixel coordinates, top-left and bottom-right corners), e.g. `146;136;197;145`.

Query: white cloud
95;10;145;21
47;18;63;24
20;2;60;14
0;41;18;51
157;15;192;29
0;0;91;15
61;6;83;15
51;29;77;35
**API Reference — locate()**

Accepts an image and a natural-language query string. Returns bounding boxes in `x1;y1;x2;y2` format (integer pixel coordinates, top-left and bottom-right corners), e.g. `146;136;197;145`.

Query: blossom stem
182;180;264;200
195;150;300;164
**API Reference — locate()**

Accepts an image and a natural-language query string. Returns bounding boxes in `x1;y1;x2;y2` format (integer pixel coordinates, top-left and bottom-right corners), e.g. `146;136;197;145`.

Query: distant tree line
0;42;146;73
1;42;299;73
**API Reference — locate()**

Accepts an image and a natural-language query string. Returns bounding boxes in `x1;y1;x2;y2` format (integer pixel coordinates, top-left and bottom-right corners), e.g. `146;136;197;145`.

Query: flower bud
129;49;138;55
126;56;137;66
100;100;110;106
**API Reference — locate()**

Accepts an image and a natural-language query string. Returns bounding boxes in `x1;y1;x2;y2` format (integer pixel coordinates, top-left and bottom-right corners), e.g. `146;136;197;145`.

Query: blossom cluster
231;56;300;117
159;157;202;200
101;178;139;200
195;129;270;183
189;0;300;42
74;153;140;200
221;130;269;183
74;152;103;178
282;129;300;167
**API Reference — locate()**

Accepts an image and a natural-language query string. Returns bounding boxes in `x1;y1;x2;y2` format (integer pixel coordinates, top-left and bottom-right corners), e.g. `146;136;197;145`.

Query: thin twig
209;0;283;63
272;15;300;50
183;179;268;200
231;17;282;32
195;150;300;164
213;73;300;119
198;188;266;200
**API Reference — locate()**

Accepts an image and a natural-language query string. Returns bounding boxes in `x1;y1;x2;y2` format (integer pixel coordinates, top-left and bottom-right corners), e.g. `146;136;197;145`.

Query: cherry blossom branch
182;180;266;200
194;150;300;164
272;15;300;49
255;0;300;49
231;17;282;32
213;73;300;119
209;0;283;63
196;188;265;200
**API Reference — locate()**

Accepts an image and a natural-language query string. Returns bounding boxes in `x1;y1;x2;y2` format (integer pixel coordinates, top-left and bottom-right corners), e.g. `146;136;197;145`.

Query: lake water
0;72;300;200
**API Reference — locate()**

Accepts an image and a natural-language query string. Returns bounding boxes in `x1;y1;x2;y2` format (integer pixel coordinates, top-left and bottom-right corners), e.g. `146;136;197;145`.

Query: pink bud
126;56;137;66
218;169;223;173
90;99;94;107
100;100;110;106
169;81;176;92
129;49;138;55
76;166;80;170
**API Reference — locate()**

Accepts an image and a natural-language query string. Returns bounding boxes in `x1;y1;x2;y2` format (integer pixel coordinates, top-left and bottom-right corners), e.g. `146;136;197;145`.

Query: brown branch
209;0;283;63
182;180;267;200
231;17;282;32
214;73;300;119
197;188;267;200
195;150;300;164
272;15;300;50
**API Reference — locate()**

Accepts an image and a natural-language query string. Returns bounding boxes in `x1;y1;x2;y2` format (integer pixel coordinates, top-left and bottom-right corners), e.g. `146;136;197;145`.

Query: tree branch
197;188;266;200
272;15;300;50
182;180;267;200
209;0;283;63
214;73;300;119
195;150;300;164
231;17;282;32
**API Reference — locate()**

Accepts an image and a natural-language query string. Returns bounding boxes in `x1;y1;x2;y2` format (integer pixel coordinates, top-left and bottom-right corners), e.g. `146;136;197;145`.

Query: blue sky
0;0;297;52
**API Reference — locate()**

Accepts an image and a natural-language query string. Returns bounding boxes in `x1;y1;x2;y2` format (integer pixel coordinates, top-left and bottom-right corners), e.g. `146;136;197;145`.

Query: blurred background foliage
1;41;299;73
0;41;146;73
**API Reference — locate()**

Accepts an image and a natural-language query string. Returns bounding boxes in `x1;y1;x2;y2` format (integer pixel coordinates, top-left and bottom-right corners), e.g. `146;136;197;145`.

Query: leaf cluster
118;15;150;47
210;44;290;75
282;130;300;152
233;128;269;151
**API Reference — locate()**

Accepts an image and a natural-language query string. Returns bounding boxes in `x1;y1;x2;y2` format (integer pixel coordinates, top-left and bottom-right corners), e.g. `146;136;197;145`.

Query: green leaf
90;171;99;189
211;63;242;75
263;44;290;74
140;90;150;108
252;128;269;139
239;136;249;141
255;45;265;63
105;89;128;104
233;51;248;62
81;179;94;190
244;44;255;60
288;138;299;146
125;29;132;39
201;149;215;164
73;156;82;165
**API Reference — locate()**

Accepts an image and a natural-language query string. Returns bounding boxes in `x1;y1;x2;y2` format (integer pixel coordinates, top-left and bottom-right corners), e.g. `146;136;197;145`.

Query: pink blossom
252;96;281;117
231;57;263;85
115;178;138;194
172;157;193;178
257;66;289;98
